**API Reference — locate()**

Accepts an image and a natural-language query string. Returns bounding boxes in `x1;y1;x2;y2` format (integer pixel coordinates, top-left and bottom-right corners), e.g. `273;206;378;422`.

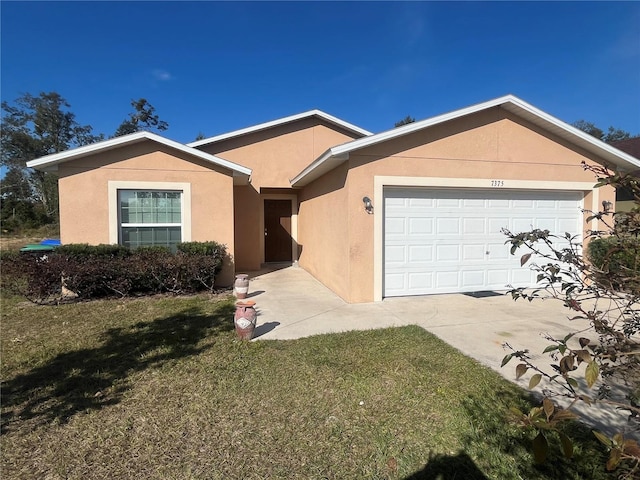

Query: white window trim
373;176;597;302
108;181;192;245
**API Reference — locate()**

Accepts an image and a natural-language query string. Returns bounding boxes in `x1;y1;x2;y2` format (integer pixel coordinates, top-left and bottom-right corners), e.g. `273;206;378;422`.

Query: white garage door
384;188;583;297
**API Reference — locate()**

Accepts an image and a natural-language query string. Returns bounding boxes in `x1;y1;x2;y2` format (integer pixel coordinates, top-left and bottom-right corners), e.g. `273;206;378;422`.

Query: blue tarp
40;238;61;246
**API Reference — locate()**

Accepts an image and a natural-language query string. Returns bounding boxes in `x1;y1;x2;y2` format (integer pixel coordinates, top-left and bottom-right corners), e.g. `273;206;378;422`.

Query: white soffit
291;95;640;187
25;131;252;180
187;109;372;148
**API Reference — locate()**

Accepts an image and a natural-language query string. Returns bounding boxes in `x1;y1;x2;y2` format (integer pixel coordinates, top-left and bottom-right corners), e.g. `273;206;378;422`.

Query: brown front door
264;199;292;262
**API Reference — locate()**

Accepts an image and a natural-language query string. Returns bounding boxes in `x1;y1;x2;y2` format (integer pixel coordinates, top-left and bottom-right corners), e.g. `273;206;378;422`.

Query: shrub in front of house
586;236;640;294
1;241;227;302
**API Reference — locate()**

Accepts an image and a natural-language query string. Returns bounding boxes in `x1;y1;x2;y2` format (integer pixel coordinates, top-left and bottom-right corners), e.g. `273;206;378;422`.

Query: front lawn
1;293;612;479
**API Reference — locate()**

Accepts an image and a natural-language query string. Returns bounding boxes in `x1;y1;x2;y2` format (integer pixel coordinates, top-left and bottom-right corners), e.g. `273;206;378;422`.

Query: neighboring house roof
291;95;640;187
610;137;640;160
187;109;372;148
26;131;252;181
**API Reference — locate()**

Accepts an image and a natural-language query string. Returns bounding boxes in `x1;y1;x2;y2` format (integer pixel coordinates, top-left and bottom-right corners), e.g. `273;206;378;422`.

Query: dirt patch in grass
1;293;614;479
1;226;59;251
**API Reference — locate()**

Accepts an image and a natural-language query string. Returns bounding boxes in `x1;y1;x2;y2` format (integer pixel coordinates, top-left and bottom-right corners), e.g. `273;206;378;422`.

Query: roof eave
290;150;349;187
25;131;253;177
188;109;372;148
290;95;640;186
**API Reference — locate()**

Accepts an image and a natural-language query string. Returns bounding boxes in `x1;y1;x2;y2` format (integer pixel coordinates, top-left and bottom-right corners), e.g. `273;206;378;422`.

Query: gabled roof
291;95;640;187
26;131;252;181
187;109;372;148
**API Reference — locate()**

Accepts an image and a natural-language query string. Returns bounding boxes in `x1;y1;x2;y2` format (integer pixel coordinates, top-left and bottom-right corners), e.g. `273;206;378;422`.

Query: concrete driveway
242;265;586;380
241;265;635;436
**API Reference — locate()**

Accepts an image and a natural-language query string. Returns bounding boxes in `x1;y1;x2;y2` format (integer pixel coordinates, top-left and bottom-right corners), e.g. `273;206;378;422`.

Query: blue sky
2;1;639;145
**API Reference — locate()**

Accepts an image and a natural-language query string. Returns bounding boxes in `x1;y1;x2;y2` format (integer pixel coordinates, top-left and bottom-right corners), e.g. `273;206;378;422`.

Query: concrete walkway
242;265;634;436
244;265;584;377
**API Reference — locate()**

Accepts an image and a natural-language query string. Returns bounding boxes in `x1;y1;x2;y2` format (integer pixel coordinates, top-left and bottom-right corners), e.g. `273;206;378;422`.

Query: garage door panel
385;273;406;291
436;271;459;288
437;197;461;208
436;218;460;234
385;217;406;234
488;198;510;208
512;268;534;285
488;218;510;233
487;269;509;285
408;272;432;289
559;218;579;234
384;188;582;297
487;243;509;260
462;244;486;261
462;270;485;288
409;217;433;234
408;245;433;262
409;197;435;207
535;218;556;231
512;218;535;232
385;245;406;263
463;218;486;234
436;244;460;261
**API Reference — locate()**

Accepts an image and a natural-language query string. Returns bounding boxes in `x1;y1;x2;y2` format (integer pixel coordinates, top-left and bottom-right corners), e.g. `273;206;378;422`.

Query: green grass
1;293;614;479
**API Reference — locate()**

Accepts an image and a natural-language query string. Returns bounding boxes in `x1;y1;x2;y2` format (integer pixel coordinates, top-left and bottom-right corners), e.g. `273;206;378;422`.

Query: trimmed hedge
1;241;227;302
587;236;640;294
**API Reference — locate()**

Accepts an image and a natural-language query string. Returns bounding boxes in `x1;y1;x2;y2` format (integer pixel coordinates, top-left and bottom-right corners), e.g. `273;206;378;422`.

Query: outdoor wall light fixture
602;200;613;213
363;196;373;214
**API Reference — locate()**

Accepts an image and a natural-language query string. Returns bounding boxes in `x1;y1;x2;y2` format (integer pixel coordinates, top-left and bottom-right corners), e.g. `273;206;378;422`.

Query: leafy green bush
177;240;225;260
587;236;640;294
2;242;228;302
56;243;131;258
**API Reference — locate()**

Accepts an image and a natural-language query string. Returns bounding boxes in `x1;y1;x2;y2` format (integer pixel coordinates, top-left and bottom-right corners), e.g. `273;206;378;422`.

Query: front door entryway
264;199;293;262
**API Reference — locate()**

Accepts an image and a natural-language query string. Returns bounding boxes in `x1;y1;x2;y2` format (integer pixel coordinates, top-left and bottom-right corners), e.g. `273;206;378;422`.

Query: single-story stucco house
26;95;640;303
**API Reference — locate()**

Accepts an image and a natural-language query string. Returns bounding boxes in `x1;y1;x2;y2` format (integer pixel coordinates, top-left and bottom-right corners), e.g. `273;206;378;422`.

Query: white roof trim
187;109;372;147
291;95;640;187
26;131;252;178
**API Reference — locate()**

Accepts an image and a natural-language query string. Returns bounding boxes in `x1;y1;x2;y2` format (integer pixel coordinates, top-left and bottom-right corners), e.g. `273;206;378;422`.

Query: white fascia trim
26;131;252;177
501;97;640;169
290;151;349;186
372;176;599;302
291;95;640;187
108;181;192;244
187;109;372;148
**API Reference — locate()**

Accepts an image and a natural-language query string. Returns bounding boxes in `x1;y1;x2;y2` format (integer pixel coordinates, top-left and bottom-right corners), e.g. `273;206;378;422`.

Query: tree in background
394;115;416;127
1;92;103;229
1;93;170;232
572;120;633;144
114;98;169;137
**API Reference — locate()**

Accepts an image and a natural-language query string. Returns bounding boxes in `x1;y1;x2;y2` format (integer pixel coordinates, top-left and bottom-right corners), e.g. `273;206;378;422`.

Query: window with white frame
118;190;183;250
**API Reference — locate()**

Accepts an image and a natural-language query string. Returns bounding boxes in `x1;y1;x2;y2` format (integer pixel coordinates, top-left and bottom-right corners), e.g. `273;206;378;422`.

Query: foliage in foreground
1;241;227;302
0;293;614;479
502;163;640;478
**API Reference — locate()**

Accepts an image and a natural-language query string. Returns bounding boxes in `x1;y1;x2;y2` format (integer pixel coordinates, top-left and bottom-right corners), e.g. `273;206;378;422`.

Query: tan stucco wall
57;141;237;286
300;108;616;303
197;118;360;189
297;163;351;300
196;118;359;270
233;185;263;270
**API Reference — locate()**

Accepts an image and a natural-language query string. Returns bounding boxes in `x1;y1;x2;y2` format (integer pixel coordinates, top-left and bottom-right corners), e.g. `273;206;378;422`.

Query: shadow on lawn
1;303;235;434
404;451;488;479
459;389;609;479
